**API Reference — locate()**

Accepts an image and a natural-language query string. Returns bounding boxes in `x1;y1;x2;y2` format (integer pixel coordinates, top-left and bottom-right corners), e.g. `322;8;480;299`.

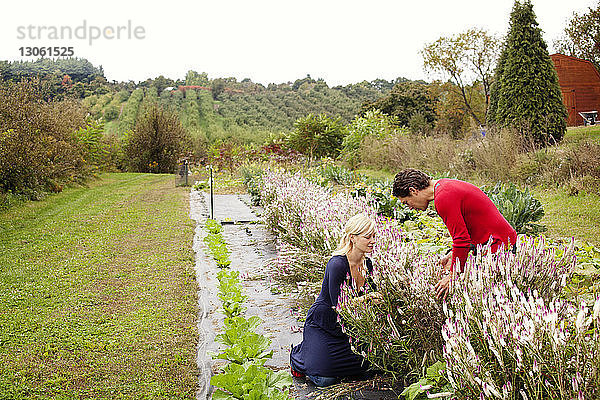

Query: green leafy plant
204;220;231;267
211;259;292;400
210;362;291;400
214;333;273;364
483;182;546;235
205;218;224;234
400;361;453;400
341;109;398;168
285;113;346;162
193;180;209;190
217;270;247;318
216;316;262;346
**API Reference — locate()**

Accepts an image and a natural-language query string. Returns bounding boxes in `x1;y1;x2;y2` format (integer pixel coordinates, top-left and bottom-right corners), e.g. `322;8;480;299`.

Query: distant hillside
86;72;407;144
1;58;409;144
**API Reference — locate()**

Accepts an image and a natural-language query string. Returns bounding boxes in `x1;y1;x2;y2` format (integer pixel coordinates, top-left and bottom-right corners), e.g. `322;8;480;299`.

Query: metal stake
209;165;214;220
184;160;189;186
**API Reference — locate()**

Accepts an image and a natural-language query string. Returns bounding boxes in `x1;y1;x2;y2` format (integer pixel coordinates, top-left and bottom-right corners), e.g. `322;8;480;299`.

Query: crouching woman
290;213;377;387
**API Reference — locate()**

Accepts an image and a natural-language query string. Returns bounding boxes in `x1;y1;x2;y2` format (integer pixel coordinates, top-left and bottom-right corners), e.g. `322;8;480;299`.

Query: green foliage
487;0;567;145
117;88;144;135
205;218;223;234
362;81;436;128
185;70;209;86
124;102;191;173
240;165;264;206
103;104;119;121
0;79;89;198
193;180;209;190
554;2;600;70
211;260;291;400
1;58;103;83
342;110;398;167
72;119;105;166
212;78;226;100
215;316;262;347
314;159;357;186
422;28;500;125
217;269;247;317
204;221;231;268
483;182;546;235
400;361;452;400
286;114;346;160
210;362;291;400
215;333;273;364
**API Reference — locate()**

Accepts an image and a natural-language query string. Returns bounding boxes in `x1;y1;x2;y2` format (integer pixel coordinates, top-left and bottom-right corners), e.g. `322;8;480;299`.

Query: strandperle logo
16;20;146;45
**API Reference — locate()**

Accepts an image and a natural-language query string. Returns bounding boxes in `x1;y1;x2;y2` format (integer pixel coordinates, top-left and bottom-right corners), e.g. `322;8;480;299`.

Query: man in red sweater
392;169;517;300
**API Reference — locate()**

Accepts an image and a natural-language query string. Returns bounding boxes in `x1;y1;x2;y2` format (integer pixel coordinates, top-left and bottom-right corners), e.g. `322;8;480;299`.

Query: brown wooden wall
551;53;600;126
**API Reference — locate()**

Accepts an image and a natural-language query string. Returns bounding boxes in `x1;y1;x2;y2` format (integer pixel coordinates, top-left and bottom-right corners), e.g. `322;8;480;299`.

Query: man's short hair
392;169;431;197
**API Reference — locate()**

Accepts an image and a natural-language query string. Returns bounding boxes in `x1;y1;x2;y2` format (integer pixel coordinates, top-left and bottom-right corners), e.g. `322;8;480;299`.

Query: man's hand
439;253;452;272
434;274;452;301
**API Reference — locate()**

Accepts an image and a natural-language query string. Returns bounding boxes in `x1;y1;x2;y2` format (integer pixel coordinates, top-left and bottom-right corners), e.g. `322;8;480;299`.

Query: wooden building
551;53;600;126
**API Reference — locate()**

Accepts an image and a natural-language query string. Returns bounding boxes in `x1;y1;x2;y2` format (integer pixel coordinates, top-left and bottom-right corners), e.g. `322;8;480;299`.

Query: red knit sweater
434;179;517;271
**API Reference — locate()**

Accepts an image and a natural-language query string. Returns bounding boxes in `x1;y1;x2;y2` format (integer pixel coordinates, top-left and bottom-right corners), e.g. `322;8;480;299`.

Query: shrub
240;164;263;205
124;103;191;173
0;79;88;197
341;110;398;168
543;140;600;194
103;104;119;121
408;112;432;135
285;113;346;161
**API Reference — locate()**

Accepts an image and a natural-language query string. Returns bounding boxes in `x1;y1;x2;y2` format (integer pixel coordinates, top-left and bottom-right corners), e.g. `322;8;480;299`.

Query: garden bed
190;192;400;399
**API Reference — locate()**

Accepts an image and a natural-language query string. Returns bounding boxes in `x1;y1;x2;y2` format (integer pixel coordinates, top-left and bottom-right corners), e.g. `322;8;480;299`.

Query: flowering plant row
257;169;449;381
443;243;599;399
252;169;600;399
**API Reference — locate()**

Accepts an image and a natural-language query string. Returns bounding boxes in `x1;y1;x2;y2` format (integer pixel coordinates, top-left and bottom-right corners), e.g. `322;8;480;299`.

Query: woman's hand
351;291;383;306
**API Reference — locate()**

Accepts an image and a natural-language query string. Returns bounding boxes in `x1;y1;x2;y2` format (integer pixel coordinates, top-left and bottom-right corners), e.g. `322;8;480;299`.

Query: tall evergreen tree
487;0;567;144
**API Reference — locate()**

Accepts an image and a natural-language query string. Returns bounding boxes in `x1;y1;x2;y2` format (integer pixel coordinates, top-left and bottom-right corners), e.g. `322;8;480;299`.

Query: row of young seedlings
204;219;292;400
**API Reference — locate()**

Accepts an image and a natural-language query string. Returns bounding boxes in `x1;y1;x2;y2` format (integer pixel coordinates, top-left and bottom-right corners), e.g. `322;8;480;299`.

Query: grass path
0;173;198;399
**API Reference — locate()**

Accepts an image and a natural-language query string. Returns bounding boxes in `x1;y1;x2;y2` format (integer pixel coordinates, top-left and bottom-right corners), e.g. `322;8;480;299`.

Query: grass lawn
530;186;600;246
357;167;600;246
0;173;198;399
564;124;600;144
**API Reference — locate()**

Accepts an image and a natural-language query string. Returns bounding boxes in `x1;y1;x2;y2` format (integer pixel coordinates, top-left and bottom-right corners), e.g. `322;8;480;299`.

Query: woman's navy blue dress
289;255;372;377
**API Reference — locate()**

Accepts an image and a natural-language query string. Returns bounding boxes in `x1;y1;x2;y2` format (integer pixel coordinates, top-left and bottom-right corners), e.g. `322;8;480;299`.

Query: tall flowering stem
444;240;600;399
260;169;376;282
337;221;446;382
258;169;448;380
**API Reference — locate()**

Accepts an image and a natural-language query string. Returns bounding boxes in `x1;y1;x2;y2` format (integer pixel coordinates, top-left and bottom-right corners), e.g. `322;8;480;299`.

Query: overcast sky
0;0;596;85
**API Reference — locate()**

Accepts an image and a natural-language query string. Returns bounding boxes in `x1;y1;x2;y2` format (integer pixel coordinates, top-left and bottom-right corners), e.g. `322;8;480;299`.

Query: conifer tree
487;0;567;144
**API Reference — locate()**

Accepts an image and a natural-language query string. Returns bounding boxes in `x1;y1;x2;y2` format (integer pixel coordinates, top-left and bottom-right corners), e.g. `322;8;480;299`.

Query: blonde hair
332;213;376;256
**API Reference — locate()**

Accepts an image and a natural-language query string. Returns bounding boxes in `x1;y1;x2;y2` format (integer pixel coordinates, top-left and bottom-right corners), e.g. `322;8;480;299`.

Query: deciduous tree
554;1;600;69
361;81;436;128
422;28;500;125
125;103;191;173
